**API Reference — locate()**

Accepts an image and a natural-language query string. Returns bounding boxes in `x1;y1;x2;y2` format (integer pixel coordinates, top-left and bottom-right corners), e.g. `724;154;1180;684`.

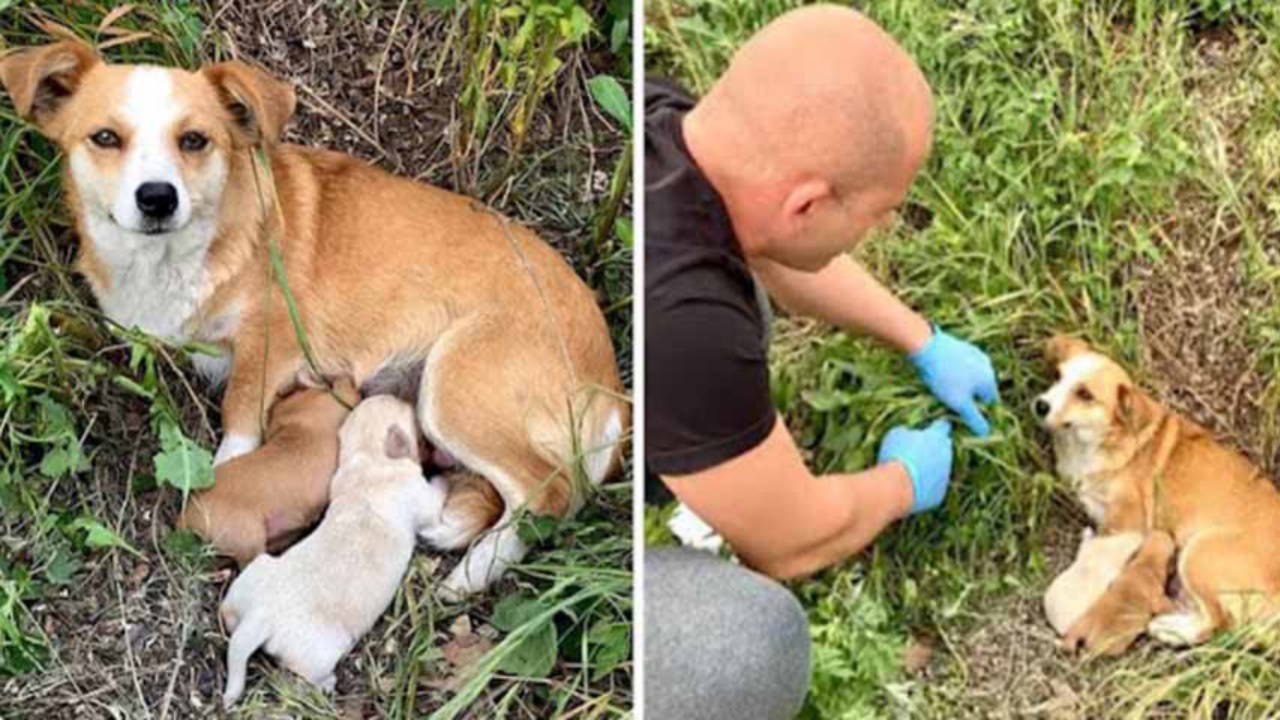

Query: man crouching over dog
644;5;998;719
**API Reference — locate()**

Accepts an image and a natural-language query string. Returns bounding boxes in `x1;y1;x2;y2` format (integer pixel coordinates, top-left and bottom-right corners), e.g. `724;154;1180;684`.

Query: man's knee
645;548;811;719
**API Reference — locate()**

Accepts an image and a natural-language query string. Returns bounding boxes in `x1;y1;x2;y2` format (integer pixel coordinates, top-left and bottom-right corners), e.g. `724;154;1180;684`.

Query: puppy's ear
0;41;100;133
1044;334;1089;366
1115;384;1156;433
384;425;418;461
201;61;296;147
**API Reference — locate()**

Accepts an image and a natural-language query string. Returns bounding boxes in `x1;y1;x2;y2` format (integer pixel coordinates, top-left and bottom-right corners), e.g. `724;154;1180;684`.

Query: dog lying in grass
1061;530;1176;656
1043;528;1144;636
178;375;359;567
220;395;445;706
0;39;625;598
1036;335;1280;648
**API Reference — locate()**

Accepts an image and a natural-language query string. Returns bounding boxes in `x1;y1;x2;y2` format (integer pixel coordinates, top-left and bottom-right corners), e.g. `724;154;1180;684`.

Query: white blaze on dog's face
0;41;295;248
66;66;227;236
1035;335;1142;445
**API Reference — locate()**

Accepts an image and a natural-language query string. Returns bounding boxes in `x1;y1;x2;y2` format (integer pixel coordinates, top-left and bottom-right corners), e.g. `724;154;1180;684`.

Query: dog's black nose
1034;398;1051;417
135;182;178;219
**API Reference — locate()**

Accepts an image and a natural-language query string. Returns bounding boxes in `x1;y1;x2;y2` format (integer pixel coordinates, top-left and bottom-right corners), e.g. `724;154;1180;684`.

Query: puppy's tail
422;472;504;551
223;613;269;708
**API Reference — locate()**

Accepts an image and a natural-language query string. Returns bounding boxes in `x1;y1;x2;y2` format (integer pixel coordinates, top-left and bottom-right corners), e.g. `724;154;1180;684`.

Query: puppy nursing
179;377;359;566
220;396;445;706
1037;335;1280;650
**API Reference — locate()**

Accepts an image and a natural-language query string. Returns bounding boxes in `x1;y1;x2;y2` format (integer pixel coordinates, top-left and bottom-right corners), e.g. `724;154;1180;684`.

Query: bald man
644;5;999;718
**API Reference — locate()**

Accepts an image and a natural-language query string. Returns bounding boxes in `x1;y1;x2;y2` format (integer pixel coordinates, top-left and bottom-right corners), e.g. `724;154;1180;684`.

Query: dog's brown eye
89;129;121;149
179;131;209;152
1075;387;1094;402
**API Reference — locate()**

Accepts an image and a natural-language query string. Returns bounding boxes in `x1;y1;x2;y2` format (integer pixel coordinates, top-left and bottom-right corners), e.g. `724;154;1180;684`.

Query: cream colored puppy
1044;528;1144;636
220;395;444;706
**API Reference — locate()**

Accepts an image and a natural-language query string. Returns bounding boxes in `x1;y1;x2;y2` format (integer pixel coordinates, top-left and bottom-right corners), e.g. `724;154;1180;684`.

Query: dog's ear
1115;383;1157;432
1044;334;1090;366
201;61;296;147
0;41;100;133
384;424;418;461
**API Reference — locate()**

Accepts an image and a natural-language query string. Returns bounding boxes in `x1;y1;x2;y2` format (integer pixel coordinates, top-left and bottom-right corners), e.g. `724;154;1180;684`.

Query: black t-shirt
645;77;777;481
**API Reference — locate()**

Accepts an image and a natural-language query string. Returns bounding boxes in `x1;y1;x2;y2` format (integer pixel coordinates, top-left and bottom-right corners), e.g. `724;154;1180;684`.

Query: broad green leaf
589;622;630;679
153;423;214;494
492;594;546;631
44;547;80;585
498;622;558;678
38;446;73;479
587;75;631;129
69;517;140;557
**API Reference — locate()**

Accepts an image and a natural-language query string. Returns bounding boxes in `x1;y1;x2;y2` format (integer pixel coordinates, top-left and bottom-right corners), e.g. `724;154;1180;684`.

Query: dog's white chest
1054;435;1107;524
84;215;216;342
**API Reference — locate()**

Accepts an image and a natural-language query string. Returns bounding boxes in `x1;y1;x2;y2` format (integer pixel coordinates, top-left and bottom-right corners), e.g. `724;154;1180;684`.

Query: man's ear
781;179;832;225
0;40;100;133
1044;334;1090;366
384;425;418;461
201;61;296;147
1116;384;1156;433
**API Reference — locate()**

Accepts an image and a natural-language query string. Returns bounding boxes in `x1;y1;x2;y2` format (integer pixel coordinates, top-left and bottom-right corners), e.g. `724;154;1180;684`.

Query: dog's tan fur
178;377;359;567
1039;335;1280;646
0;42;625;595
1061;530;1176;656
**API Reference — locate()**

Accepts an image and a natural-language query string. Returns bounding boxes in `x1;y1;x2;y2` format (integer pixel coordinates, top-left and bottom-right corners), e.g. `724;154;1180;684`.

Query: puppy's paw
214;433;260;466
1147;611;1206;647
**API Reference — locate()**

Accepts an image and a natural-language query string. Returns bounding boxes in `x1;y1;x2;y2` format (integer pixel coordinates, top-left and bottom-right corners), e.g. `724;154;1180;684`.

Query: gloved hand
910;327;999;437
877;419;954;515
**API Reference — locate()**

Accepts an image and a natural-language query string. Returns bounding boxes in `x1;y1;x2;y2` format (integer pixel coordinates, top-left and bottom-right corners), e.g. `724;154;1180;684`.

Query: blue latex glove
877;419;954;515
909;327;999;437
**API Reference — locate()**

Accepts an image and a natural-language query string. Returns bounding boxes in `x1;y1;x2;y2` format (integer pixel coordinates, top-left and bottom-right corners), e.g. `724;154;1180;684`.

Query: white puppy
220;395;445;706
1043;528;1144;636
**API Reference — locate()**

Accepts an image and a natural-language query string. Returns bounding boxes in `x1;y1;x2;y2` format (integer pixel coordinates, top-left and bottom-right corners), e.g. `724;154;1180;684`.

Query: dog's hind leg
417;314;585;598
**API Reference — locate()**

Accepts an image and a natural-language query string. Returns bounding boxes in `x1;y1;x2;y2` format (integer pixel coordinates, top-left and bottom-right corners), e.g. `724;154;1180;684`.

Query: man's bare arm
752;254;931;354
662;414;914;581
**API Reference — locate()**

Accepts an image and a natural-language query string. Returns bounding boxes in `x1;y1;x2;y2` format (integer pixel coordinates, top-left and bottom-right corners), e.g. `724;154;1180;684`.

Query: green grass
648;0;1280;716
0;1;631;717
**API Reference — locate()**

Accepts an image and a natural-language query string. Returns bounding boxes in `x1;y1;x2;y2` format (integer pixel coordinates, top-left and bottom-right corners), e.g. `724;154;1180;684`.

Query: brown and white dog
0;41;626;597
1036;335;1280;646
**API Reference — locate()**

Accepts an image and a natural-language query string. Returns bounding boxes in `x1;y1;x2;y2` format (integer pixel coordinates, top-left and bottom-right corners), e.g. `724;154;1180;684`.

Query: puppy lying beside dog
178;375;359;566
221;395;445;706
1037;335;1280;652
1060;530;1175;655
1043;528;1144;636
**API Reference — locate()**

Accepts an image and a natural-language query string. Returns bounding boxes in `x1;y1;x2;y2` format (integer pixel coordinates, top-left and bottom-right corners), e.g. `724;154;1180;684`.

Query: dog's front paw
214;433;260;466
439;565;486;604
1147;611;1206;647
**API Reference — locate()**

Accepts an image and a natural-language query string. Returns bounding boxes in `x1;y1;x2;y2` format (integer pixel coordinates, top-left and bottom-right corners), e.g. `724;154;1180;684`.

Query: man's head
683;4;933;271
